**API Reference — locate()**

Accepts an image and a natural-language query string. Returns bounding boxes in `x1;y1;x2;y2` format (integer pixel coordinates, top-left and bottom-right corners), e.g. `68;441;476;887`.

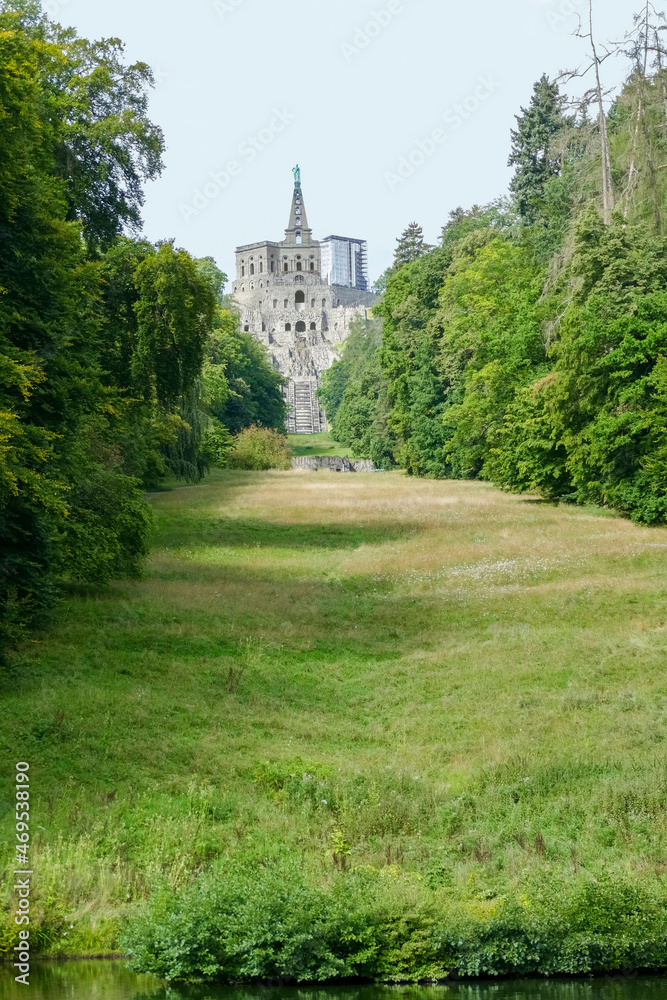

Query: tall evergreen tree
508;75;566;224
393;222;431;268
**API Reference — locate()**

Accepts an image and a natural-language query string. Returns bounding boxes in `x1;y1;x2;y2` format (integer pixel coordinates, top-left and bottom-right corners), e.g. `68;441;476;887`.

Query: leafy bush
122;859;667;983
121;859;445;983
226;425;292;471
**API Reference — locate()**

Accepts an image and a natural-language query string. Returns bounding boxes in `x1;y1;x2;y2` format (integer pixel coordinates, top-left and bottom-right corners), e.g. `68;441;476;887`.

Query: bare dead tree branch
556;2;618;222
619;3;667;222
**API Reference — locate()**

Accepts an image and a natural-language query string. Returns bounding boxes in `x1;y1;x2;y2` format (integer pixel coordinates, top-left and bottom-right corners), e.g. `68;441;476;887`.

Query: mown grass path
2;470;667;956
286;432;353;457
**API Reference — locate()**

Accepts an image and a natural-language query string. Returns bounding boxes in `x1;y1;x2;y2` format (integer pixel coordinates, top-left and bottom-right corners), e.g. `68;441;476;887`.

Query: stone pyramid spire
284;164;313;245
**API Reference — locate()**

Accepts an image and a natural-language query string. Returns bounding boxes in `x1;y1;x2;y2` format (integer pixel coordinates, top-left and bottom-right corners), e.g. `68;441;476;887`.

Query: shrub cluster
227;426;292;471
122;858;667;983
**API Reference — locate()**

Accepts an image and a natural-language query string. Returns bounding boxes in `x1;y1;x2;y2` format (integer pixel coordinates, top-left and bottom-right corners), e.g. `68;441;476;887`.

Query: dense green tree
318;318;394;466
317;359;351;428
509;75;567;224
97;237;217;485
393;222;431;268
549;208;667;522
0;5;98;649
195;257;228;306
609;68;667;233
98;236;155;394
331;353;394;468
0;4;207;653
207;311;286;434
133;242;214;408
374;206;522;477
436;239;547;478
371;267;393;296
44;21;164;250
485;207;667;524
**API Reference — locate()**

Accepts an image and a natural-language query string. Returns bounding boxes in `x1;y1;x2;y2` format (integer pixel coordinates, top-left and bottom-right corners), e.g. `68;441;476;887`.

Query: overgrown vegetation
323;6;667;526
3;471;667;979
124;858;667;982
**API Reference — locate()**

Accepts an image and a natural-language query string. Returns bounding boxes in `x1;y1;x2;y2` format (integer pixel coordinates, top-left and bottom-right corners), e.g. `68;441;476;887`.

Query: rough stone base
291;456;376;472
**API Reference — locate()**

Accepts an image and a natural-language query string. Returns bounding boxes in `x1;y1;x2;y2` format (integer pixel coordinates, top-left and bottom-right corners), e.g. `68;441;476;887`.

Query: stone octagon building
231;169;376;433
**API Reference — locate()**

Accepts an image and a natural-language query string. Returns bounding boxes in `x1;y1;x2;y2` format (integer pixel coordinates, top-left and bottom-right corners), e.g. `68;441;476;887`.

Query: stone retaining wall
291;456;376;473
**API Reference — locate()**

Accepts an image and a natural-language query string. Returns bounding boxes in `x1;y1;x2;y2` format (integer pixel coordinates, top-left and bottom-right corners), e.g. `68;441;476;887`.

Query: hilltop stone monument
231;169;376;433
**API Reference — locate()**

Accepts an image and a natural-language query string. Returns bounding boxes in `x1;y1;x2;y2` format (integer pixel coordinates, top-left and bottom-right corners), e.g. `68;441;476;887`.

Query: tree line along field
2;470;667;977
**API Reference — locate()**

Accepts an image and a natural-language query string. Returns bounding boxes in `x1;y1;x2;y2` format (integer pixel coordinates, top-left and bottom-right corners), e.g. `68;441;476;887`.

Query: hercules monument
231;166;377;433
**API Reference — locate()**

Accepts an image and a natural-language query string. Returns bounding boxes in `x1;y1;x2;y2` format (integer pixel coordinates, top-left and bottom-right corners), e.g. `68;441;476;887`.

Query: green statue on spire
292;163;301;188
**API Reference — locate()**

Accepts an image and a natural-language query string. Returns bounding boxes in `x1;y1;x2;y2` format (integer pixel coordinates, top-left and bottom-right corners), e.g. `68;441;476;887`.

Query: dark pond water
2;962;667;1000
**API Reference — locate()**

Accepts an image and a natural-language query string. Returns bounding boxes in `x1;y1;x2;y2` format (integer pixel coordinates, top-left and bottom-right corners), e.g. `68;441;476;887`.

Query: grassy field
287;431;355;457
2;470;667;969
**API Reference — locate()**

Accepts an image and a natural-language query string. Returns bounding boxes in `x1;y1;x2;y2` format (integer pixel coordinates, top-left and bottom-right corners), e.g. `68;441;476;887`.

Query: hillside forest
321;4;667;531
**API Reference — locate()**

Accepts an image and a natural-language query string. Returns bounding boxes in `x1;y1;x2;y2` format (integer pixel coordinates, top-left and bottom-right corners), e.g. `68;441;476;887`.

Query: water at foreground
1;962;667;1000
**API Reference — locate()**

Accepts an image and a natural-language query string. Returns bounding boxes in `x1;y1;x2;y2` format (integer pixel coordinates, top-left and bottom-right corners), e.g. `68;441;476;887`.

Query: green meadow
2;470;667;975
287;432;353;457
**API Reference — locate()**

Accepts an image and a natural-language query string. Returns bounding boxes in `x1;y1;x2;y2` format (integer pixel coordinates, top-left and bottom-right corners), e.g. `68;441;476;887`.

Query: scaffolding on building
320;236;368;291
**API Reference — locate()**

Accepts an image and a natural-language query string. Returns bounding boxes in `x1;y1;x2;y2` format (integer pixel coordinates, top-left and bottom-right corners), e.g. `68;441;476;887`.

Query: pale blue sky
53;0;646;283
